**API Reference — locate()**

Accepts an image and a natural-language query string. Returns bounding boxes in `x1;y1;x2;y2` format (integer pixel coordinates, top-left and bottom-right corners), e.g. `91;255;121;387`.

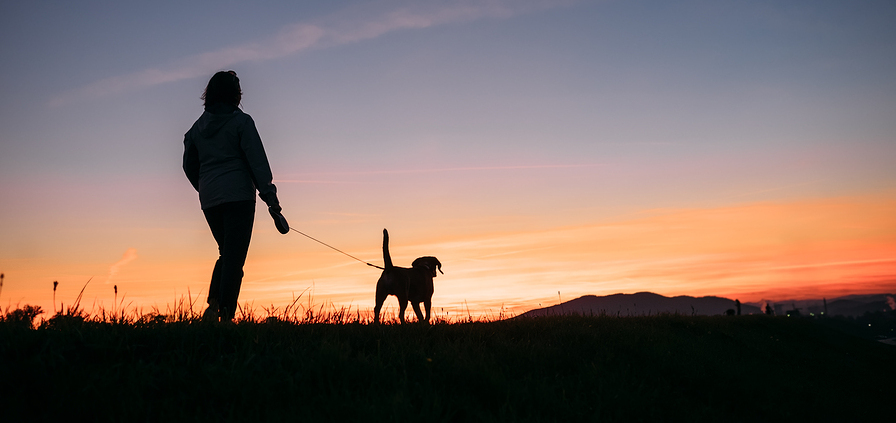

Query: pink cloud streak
49;0;575;106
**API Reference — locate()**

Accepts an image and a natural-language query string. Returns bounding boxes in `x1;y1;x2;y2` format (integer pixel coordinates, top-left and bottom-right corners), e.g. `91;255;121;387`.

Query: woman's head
202;70;242;107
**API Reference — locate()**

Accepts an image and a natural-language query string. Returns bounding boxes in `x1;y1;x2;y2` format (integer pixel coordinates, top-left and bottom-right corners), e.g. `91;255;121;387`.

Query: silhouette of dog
374;229;442;324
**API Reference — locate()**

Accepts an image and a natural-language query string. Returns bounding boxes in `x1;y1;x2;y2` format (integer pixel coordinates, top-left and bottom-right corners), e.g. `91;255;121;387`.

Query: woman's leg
202;260;223;321
203;200;255;321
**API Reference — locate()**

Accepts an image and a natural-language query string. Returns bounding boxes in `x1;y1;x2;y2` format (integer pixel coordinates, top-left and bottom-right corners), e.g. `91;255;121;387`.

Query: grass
1;293;894;422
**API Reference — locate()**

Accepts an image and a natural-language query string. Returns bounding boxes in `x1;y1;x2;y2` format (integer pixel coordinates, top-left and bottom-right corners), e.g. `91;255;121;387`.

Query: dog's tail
382;228;393;269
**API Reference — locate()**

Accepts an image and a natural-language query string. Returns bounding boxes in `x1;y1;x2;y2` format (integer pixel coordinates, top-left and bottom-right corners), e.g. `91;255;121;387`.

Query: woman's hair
201;70;242;107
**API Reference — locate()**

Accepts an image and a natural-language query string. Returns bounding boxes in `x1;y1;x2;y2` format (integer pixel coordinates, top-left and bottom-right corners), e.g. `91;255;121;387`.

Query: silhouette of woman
183;70;287;322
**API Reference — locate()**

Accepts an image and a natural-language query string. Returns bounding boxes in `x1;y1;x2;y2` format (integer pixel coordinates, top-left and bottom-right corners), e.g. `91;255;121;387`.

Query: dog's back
376;229;406;296
375;229;406;316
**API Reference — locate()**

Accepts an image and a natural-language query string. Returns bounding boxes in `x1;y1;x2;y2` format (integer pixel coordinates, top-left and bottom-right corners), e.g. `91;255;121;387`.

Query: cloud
724;180;824;199
275;163;606;181
49;0;575;106
414;194;896;303
105;248;138;284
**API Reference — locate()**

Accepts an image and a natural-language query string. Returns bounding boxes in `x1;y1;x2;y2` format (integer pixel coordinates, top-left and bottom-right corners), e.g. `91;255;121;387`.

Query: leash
288;227;384;270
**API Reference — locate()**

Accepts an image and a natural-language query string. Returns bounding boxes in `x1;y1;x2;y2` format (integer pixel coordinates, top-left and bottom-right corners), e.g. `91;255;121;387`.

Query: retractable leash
269;208;384;270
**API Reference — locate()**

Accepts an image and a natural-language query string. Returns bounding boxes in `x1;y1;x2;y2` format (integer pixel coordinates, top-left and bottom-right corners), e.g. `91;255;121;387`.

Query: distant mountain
518;292;761;318
744;293;896;317
518;292;896;318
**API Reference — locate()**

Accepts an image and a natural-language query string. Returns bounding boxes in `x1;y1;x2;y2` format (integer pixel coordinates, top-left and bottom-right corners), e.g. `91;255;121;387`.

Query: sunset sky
1;0;894;319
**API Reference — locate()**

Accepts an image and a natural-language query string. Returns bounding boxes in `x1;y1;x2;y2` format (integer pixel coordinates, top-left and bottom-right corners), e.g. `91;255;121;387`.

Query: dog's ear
424;257;442;277
412;257;438;277
428;259;440;277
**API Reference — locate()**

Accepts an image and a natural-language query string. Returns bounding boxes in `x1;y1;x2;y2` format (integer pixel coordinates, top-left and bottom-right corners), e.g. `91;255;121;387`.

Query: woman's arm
238;114;278;207
182;133;200;191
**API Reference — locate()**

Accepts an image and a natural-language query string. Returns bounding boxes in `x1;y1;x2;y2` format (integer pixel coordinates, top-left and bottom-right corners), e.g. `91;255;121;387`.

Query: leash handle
289;227;384;270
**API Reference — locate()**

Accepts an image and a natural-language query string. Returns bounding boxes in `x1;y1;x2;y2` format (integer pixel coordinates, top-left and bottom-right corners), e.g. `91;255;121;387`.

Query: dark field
1;311;893;422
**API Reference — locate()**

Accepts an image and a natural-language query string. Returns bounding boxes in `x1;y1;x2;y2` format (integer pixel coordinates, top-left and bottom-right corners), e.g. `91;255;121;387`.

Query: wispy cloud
418;194;896;303
273;179;347;185
49;0;574;106
105;248;138;284
349;163;608;174
276;163;606;181
724;180;823;199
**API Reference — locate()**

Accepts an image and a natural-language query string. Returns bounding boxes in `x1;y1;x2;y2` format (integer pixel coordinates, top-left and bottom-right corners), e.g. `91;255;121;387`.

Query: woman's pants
203;200;255;321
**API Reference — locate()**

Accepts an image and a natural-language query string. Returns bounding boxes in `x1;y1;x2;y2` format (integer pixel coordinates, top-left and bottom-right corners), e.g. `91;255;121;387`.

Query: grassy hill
1;312;893;422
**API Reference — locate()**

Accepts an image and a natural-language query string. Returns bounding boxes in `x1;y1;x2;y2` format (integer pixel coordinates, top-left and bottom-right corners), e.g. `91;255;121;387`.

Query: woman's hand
269;206;289;234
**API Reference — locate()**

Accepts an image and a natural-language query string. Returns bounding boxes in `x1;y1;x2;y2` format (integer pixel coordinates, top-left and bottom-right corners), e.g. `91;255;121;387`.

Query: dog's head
412;256;443;278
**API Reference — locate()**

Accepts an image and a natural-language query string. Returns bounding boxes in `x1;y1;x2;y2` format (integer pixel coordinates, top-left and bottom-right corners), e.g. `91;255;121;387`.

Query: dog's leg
411;301;425;323
374;289;388;324
424;298;432;322
398;298;408;324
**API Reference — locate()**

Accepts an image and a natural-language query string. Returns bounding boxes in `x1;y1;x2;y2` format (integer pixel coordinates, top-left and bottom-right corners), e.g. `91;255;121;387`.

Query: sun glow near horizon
4;192;894;319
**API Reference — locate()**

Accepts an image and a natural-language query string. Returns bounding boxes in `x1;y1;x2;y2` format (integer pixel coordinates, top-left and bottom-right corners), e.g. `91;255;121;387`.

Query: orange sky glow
4;192;893;320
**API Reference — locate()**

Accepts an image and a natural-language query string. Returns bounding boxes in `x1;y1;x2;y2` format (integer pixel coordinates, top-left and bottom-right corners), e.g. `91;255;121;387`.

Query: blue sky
4;1;895;181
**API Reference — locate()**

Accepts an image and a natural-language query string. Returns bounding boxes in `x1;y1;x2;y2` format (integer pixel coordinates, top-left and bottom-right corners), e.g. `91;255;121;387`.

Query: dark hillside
825;298;893;316
1;315;892;422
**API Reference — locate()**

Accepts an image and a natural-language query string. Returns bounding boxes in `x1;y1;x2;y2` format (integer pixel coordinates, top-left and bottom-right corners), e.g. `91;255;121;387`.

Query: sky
1;0;895;319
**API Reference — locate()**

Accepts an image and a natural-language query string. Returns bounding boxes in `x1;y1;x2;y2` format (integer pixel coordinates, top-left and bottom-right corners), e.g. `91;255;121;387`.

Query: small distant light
868;324;872;327
810;313;814;316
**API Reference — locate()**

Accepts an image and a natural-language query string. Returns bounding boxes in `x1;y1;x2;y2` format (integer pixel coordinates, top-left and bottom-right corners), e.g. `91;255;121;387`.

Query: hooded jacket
183;104;278;210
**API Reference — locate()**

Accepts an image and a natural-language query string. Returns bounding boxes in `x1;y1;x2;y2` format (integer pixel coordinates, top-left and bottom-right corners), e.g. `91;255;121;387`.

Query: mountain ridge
518;291;895;318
